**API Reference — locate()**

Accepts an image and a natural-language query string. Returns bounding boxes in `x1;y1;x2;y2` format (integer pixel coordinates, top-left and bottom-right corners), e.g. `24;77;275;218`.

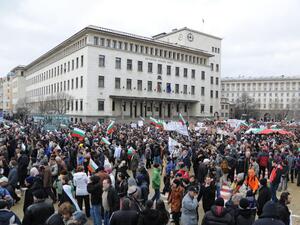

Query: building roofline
221;75;300;82
25;25;214;71
152;27;223;40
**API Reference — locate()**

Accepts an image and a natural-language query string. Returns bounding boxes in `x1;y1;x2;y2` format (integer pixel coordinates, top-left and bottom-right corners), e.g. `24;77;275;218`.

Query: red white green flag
149;117;163;128
72;128;85;138
179;113;186;125
107;121;115;135
101;137;111;145
87;158;98;173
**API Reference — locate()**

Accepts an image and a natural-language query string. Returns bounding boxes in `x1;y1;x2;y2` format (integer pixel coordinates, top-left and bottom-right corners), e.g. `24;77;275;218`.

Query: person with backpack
269;160;283;202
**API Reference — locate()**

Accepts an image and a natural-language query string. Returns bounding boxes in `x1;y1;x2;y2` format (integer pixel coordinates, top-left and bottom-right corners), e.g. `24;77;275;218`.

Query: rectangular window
216;64;219;72
115;78;121;89
81;55;84;67
100;38;105;46
68;61;70;72
71;79;74;89
147;81;152;91
76;58;79;69
127;59;132;70
71;100;73;111
191;86;195;95
184;68;188;77
138;61;143;72
106;39;111;47
157;64;162;74
167;65;171;75
67;80;70;90
216;77;219;85
183;85;187;94
148;62;153;73
76;77;78;88
201;71;205;80
175;67;180;76
98;100;104;111
80;76;83;88
98;76;104;88
201;87;205;96
166;83;171;93
126;79;132;90
216;91;219;98
137;80;142;90
94;36;99;45
157;82;162;92
175;84;179;94
211;63;214;71
201;104;205;113
210;90;213;98
210;105;213;113
112;101;115;111
99;55;105;67
72;60;74;70
191;69;195;79
80;100;83;111
211;76;214;84
64;81;66;91
115;57;121;69
75;100;78;111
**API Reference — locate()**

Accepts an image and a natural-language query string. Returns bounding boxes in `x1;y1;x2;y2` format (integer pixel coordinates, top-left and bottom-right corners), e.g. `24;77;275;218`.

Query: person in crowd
156;199;170;225
110;198;139;225
130;150;139;179
73;166;90;217
87;175;102;225
269;160;283;202
67;211;88;225
253;201;285;225
7;159;20;203
138;200;160;225
236;198;255;225
102;178;119;225
244;168;259;194
181;186;199;225
168;179;184;225
202;197;234;225
46;202;74;225
22;189;55;225
257;147;269;179
198;176;216;212
0;199;21;225
276;192;291;225
40;159;57;202
151;163;161;202
257;178;271;216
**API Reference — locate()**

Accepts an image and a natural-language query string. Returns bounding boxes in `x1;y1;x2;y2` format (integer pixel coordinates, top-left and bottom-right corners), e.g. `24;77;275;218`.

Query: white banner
164;121;189;136
138;120;143;127
168;137;179;153
131;123;137;128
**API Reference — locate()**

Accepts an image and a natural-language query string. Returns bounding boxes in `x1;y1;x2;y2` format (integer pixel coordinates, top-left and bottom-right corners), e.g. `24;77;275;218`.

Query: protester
46;202;74;225
276;192;291;225
236;198;255;225
181;186;199;225
257;178;271;216
168;179;184;225
87;175;102;225
110;198;139;225
102;178;119;225
137;199;160;225
156;199;170;225
253;201;285;225
151;163;161;202
0;199;21;225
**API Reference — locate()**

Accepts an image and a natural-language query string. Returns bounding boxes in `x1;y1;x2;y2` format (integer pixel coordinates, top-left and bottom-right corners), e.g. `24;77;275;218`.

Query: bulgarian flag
72;128;85;138
150;117;163;128
127;146;134;155
107;121;115;135
87;158;98;173
179;113;186;125
101;137;111;145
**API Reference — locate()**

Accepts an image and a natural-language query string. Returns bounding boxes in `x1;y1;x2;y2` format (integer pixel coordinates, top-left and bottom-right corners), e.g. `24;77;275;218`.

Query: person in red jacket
257;147;269;179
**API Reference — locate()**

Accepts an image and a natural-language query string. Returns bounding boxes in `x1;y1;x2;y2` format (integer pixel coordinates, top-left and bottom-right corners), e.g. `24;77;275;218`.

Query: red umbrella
277;130;295;136
258;129;275;135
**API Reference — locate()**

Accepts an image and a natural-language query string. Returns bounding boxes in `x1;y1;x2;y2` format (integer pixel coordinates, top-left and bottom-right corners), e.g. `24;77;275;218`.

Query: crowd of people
0;118;299;225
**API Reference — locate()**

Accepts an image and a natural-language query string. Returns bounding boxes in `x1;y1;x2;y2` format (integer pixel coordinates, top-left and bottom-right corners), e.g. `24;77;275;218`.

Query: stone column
162;102;165;119
187;103;190;120
152;101;155;116
170;102;174;120
121;100;124;120
131;100;135;119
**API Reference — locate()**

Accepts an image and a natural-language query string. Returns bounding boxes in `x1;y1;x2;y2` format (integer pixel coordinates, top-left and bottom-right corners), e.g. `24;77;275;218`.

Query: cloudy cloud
0;0;299;77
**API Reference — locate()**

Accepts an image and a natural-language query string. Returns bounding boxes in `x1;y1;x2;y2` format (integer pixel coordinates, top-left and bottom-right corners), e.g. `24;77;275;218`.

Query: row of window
67;99;83;111
224;92;300;98
94;36;208;65
210;63;220;72
28;55;84;85
212;46;220;54
99;55;211;79
222;81;300;91
28;76;83;97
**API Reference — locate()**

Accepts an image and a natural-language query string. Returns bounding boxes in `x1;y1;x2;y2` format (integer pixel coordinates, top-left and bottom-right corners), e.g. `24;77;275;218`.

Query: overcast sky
1;0;299;78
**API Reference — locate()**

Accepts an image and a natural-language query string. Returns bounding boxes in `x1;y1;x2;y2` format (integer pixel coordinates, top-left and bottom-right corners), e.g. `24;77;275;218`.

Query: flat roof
221;75;300;82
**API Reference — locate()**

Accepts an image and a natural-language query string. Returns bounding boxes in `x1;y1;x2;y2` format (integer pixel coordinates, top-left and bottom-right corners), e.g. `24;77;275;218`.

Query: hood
211;205;227;217
238;208;252;218
0;210;14;223
260;201;279;219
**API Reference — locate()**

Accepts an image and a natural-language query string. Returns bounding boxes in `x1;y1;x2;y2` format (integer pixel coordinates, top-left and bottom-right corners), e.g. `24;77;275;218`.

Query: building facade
221;76;300;120
11;66;26;113
220;97;235;120
2;74;14;116
20;26;222;122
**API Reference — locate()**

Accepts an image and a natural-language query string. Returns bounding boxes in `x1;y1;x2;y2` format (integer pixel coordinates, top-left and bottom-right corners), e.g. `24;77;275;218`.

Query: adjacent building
11;66;26;113
221;76;300;120
20;26;222;122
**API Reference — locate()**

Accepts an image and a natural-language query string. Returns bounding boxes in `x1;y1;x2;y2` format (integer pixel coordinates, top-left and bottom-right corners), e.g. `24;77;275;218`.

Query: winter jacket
8;167;18;188
130;154;139;171
116;180;128;198
110;209;139;225
202;205;234;225
270;165;283;185
0;209;21;225
276;202;290;225
181;193;198;225
245;169;259;193
87;181;102;205
137;208;160;225
235;208;255;225
258;152;269;168
198;184;216;212
168;185;184;212
257;186;271;216
22;199;55;225
45;213;64;225
253;201;285;225
73;171;89;196
42;166;53;188
152;168;161;190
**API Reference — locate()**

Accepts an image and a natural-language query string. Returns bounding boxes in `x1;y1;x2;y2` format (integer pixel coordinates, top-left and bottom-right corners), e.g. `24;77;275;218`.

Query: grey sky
0;0;299;77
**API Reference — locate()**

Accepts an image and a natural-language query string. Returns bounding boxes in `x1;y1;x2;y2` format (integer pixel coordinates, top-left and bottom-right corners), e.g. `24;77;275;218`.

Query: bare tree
38;93;73;115
234;93;259;119
15;97;31;120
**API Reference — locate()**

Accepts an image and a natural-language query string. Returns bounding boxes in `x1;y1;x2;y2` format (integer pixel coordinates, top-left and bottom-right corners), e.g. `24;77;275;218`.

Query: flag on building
87;158;98;173
101;137;111;145
72;128;85;138
179;113;186;125
107;121;115;135
166;83;172;93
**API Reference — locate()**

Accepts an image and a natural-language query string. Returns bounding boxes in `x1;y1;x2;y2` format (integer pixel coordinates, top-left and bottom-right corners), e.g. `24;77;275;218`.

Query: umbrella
277;130;295;136
245;128;264;134
258;129;276;135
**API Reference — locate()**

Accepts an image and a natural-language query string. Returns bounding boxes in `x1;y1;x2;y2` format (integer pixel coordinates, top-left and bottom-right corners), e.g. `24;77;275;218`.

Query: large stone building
11;66;26;113
2;73;14;116
221;76;300;120
10;26;222;122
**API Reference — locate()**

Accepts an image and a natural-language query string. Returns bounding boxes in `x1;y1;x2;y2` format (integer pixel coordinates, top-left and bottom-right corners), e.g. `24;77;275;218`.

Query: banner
138;120;144;127
164;121;189;136
131;123;137;128
168;137;179;153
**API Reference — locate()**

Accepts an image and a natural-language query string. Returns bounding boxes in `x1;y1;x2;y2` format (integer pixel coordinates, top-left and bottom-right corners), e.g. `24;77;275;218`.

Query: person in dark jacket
269;161;283;202
46;202;74;225
17;151;29;187
276;192;291;225
110;198;139;225
235;198;255;225
102;178;119;225
202;197;234;225
22;189;55;225
257;178;271;216
137;200;160;225
198;176;216;212
87;175;102;225
23;175;43;213
156;199;170;225
7;159;20;202
198;159;209;184
0;199;21;225
253;201;284;225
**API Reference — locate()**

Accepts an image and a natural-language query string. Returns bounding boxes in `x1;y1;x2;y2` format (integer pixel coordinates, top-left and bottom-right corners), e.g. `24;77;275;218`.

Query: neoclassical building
21;26;222;122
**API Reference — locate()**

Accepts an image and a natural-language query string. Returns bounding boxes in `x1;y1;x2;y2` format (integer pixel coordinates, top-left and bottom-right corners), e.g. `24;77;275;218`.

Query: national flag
87;158;98;173
179;113;186;125
101;137;111;145
149;117;163;128
107;121;115;135
72;128;85;138
127;146;134;155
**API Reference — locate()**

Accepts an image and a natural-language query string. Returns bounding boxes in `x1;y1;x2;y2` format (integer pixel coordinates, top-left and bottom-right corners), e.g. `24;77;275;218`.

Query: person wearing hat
181;186;199;225
0;177;13;209
0;199;21;225
253;201;284;225
257;178;271;216
22;189;55;225
235;198;255;225
168;179;184;225
201;197;234;225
